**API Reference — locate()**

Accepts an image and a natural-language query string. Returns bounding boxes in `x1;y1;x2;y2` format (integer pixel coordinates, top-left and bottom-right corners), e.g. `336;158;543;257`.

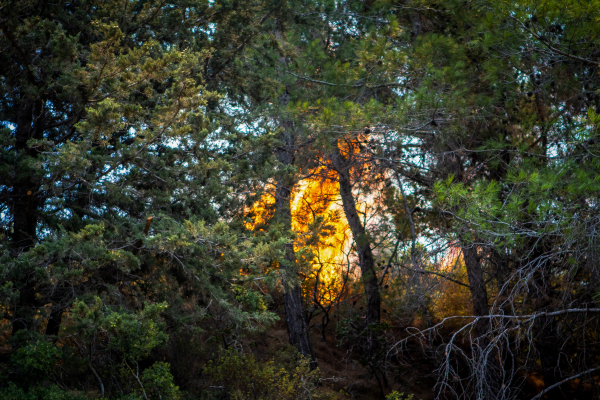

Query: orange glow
432;248;472;320
245;191;275;232
246;167;351;305
291;166;351;303
245;135;379;304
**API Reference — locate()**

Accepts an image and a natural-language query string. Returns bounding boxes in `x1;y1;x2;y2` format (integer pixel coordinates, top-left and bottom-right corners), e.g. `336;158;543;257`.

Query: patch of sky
192;22;216;42
1;121;15;132
390;76;408;98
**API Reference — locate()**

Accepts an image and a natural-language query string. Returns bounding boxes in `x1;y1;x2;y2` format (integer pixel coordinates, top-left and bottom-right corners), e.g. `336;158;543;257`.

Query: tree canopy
2;0;600;399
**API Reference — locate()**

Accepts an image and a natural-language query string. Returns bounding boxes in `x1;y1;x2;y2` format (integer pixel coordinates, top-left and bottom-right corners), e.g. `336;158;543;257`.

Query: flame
246;134;379;304
246;167;351;304
245;191;275;232
291;166;351;303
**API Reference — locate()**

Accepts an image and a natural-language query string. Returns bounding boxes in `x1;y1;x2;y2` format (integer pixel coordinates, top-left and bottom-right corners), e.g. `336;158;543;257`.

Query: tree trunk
274;120;316;368
11;98;44;334
529;261;568;400
462;244;501;400
462;245;490;332
45;309;64;337
331;141;386;394
10;99;42;254
536;316;567;400
331;143;380;326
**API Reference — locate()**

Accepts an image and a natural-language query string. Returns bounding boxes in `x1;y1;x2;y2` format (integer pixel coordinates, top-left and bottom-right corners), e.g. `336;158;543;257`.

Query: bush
386;392;418;400
0;383;87;400
140;362;181;400
202;348;332;400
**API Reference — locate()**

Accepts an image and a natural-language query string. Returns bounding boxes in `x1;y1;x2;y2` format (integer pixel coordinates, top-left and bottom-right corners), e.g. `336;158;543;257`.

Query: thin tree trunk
275;119;316;368
331;143;380;325
462;245;490;332
271;23;316;366
45;309;63;337
11;100;41;254
461;244;501;400
529;260;568;400
11;98;44;334
332;142;386;394
89;362;105;398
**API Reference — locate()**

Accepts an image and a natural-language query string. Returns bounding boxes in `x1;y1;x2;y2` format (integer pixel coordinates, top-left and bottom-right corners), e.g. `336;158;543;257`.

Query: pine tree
0;0;285;396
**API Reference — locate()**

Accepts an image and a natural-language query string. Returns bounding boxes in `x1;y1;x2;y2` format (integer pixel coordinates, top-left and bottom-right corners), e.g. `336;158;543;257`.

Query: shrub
202;348;332;400
0;383;86;400
386;392;417;400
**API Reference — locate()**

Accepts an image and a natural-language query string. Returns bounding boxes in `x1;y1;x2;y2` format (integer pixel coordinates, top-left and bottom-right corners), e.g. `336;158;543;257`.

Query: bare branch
530;366;600;400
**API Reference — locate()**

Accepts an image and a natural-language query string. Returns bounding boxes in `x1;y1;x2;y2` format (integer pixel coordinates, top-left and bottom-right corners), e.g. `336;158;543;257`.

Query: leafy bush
71;296;169;362
140;362;181;400
0;383;86;400
386;392;418;400
10;335;61;379
202;348;332;400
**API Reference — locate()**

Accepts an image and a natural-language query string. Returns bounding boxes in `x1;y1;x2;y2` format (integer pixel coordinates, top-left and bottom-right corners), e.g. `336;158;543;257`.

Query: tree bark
274;119;316;368
462;244;502;400
529;262;568;400
10;99;42;254
331;142;386;394
45;284;67;337
462;245;490;332
10;97;44;334
331;143;380;326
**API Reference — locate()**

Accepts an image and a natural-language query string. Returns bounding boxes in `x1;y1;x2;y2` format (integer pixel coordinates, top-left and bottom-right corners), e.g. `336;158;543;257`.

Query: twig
125;361;148;400
530;366;600;400
396;263;470;289
88;362;105;399
511;16;598;66
379;238;401;286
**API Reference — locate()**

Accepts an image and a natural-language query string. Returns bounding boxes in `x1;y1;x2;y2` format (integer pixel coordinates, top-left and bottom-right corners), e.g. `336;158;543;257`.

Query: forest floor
247;318;436;400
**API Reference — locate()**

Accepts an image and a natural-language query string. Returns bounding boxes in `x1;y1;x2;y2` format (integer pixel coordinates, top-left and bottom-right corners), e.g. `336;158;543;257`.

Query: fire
245;134;381;304
291;166;351;302
246;167;351;304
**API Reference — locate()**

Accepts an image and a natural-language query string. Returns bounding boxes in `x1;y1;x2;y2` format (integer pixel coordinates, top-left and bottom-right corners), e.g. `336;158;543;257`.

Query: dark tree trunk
10;98;44;334
10;100;42;254
529;262;568;400
536;316;567;400
462;245;501;400
331;142;386;394
462;245;490;332
331;144;380;326
44;283;67;338
45;309;64;337
274;120;316;368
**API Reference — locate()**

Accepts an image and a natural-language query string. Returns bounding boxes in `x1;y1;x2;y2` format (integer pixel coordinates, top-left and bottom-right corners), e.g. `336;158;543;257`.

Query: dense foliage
2;0;600;399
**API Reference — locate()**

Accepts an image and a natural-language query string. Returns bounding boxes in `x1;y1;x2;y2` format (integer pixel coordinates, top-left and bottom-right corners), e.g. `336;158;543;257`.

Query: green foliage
2;0;600;398
232;285;267;313
70;297;168;361
11;336;61;378
0;383;86;400
140;362;181;400
0;0;306;396
202;348;331;400
386;392;417;400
